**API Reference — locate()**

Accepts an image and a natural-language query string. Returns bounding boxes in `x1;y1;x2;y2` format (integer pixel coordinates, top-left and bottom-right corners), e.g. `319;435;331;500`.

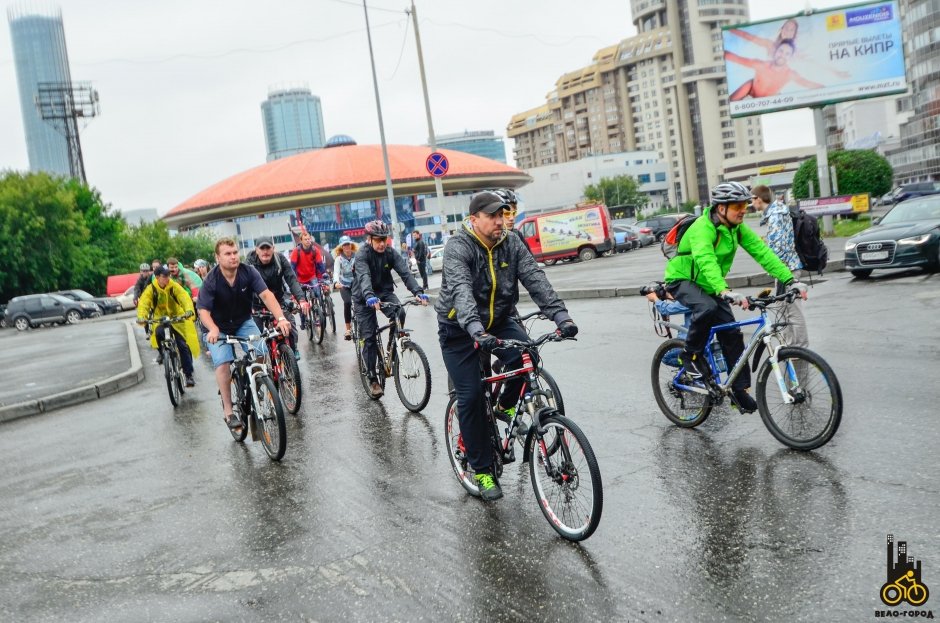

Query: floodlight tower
35;81;99;185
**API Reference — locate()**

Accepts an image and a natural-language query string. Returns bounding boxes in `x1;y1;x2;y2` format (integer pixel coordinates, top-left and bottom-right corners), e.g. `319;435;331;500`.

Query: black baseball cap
468;192;508;216
255;235;274;248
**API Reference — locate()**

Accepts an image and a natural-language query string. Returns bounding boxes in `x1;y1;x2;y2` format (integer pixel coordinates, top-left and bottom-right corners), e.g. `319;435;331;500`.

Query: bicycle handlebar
379;298;423;309
144;314;190;325
490;332;573;351
217;327;282;345
514;310;548;322
746;287;801;309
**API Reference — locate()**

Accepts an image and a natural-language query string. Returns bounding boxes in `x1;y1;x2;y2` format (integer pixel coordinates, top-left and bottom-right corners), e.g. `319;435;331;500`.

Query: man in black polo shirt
197;237;292;430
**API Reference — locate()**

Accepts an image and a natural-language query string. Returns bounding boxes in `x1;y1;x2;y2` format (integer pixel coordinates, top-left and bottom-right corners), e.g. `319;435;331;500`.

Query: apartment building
508;0;763;206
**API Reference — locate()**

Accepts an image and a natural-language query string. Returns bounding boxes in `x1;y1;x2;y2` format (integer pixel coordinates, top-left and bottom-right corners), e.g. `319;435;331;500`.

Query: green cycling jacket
664;207;793;294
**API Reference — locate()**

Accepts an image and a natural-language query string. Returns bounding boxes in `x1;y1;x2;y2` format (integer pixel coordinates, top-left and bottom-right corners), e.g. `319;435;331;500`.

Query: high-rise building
8;6;75;177
261;85;326;161
886;0;940;183
507;0;763;205
434;130;507;163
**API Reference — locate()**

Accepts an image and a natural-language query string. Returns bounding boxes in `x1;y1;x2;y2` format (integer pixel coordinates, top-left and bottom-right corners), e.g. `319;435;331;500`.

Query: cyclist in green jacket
664;181;805;413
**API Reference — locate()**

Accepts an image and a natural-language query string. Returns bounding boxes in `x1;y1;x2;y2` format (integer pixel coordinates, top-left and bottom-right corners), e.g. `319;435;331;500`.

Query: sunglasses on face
504;209;517;217
725;202;749;212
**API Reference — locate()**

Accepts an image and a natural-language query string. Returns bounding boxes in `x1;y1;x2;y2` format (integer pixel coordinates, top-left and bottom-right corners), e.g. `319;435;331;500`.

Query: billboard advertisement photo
722;1;906;117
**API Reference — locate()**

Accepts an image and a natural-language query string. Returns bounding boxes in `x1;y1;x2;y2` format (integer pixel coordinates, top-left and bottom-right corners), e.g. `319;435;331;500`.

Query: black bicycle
144;313;191;407
444;332;603;541
302;280;334;344
219;329;287;461
352;299;432;412
255;307;302;415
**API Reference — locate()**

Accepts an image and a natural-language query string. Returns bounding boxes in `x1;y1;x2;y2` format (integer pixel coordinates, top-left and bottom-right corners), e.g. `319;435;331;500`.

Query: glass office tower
261;86;326;161
8;6;74;177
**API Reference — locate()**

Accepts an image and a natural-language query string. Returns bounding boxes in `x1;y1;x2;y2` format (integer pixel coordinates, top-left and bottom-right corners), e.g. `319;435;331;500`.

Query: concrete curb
516;259;846;302
0;321;145;424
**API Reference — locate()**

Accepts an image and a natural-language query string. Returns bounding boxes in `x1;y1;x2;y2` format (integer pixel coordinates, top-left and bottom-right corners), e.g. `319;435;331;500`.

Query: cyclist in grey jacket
436;191;577;501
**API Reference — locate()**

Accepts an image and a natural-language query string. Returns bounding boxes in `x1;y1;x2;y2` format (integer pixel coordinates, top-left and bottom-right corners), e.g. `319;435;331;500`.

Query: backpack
660;214;736;259
789;205;829;274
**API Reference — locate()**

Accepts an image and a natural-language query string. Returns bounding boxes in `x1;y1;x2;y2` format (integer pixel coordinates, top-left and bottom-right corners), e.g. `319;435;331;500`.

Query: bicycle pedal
502;449;516;464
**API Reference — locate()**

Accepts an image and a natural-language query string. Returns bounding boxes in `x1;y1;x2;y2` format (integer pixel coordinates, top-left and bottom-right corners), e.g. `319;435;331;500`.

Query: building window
655;172;666;182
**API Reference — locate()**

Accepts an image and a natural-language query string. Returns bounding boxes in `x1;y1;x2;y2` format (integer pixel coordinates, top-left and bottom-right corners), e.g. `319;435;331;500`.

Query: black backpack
789;205;829;274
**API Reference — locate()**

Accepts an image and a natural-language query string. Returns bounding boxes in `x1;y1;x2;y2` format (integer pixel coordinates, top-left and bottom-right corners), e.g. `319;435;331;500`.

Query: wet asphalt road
1;269;938;622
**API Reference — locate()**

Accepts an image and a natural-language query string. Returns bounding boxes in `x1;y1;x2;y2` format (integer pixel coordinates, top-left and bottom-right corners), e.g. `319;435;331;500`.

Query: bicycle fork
763;336;798;405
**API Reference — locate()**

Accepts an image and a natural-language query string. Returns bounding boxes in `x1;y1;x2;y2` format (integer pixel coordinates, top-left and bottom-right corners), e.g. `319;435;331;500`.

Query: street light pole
408;0;447;238
363;0;400;247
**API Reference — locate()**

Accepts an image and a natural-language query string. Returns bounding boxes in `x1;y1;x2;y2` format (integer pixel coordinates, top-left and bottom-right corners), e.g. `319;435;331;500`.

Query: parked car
115;285;137;311
429;246;445;273
635;213;694;242
612;225;639;252
54;289;122;315
4;293;99;331
618;223;656;247
844;194;940;278
890;182;940;205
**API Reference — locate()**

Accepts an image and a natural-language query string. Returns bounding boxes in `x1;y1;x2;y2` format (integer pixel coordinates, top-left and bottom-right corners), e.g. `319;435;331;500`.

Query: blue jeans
205;318;266;368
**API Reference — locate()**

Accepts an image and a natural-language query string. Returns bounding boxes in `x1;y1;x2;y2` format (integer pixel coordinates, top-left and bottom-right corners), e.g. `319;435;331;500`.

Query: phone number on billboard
733;96;795;112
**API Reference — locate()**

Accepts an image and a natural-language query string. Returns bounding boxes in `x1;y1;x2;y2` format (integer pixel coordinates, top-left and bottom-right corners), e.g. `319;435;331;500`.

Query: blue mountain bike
651;288;842;450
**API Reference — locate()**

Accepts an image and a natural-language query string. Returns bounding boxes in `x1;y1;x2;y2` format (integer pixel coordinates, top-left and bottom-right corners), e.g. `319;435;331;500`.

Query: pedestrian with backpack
753;185;809;350
663;181;806;414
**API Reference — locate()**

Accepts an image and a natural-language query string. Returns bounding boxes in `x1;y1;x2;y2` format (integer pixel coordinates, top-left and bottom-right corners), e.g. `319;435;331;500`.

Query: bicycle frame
223;333;276;418
670;305;798;404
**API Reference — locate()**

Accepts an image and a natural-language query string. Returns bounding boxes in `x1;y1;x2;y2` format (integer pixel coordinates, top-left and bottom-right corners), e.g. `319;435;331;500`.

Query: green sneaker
495;405;516;423
473;470;503;501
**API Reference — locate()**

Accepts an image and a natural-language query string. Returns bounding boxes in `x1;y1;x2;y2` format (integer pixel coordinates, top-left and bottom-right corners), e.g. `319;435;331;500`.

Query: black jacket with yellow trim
434;221;569;337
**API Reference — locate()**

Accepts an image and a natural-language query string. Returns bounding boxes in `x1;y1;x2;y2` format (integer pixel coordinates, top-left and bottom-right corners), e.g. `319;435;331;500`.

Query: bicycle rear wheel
444;396;480;496
228;373;248;442
164;347;182;407
756;347;842;450
276;343;302;414
651;338;712;428
394;340;431;412
255;375;287;461
528;414;603;541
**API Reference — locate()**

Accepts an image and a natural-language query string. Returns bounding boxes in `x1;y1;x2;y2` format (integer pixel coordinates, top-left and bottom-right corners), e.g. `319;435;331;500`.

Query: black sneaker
185;375;195;387
156;353;164;365
732;389;758;413
474;469;503;501
679;350;711;382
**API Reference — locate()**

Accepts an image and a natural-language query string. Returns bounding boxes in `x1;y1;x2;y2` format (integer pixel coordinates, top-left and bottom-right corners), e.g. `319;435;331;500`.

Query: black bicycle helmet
492;188;519;205
709;181;750;205
364;219;390;238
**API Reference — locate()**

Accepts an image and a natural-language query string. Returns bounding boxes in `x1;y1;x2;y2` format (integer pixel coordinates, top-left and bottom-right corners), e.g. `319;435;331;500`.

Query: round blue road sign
426;152;449;177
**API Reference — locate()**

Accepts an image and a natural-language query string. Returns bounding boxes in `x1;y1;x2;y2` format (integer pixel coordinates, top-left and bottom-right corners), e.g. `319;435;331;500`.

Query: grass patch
829;216;872;238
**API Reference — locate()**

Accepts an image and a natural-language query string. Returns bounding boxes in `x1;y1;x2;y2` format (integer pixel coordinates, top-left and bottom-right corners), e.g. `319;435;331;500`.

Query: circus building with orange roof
163;135;532;253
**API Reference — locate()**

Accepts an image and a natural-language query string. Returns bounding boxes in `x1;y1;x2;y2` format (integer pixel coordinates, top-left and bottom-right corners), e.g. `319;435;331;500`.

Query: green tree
792;149;893;200
583;174;649;210
0;171;91;301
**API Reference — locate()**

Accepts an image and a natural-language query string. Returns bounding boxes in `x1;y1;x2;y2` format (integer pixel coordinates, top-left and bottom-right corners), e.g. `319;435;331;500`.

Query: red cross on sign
426;152;449;177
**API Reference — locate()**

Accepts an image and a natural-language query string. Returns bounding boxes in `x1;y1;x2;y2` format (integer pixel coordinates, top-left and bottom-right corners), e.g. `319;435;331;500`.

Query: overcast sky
0;0;854;215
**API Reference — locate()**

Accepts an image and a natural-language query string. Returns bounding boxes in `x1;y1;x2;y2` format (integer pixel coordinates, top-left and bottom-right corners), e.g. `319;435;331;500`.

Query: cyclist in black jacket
246;236;310;360
351;220;429;398
435;191;578;501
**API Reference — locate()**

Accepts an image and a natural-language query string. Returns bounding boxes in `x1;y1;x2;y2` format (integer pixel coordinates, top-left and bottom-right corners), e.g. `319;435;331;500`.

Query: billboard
722;1;906;118
797;193;871;216
537;208;605;253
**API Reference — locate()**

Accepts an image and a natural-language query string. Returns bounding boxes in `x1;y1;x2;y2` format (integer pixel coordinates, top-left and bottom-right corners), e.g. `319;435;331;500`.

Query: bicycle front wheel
444;396;480;497
276;343;302;415
228;374;248;442
164;348;182;407
326;296;337;334
528;414;603;541
394;341;431;412
255;375;287;461
756;346;842;451
313;303;325;344
651;338;712;428
305;305;315;342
